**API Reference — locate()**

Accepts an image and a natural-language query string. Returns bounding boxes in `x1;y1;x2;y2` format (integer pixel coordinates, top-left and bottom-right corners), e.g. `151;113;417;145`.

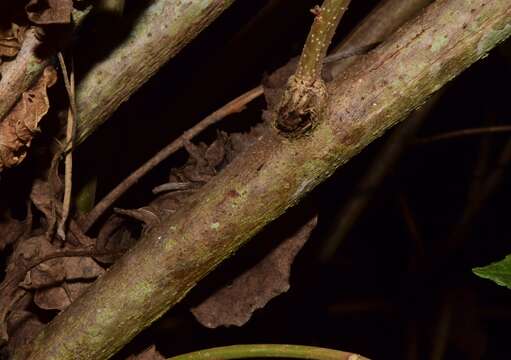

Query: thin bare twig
448;136;511;249
320;93;441;261
81;85;263;232
399;193;425;261
57;52;77;240
416;125;511;144
430;292;455;360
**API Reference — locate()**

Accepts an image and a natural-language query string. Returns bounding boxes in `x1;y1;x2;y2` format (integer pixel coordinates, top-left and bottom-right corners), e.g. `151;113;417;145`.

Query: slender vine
168;344;369;360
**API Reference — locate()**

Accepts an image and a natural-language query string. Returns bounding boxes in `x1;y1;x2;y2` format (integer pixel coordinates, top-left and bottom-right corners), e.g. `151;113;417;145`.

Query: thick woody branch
74;0;236;146
329;0;433;77
82;0;428;230
16;0;511;359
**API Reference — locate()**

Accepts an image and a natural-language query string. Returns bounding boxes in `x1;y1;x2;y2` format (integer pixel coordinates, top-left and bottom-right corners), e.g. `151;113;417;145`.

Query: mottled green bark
329;0;433;77
295;0;350;80
16;0;511;359
169;344;369;360
74;0;236;145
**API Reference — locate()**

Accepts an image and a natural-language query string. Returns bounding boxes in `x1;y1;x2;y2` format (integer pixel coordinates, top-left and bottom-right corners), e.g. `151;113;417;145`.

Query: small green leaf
473;254;511;289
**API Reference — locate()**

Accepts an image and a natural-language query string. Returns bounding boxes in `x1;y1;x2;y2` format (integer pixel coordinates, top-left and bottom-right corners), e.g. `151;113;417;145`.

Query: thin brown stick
448;136;511;249
57;52;77;240
399;193;424;260
81;85;263;232
416;125;511;144
319;92;441;261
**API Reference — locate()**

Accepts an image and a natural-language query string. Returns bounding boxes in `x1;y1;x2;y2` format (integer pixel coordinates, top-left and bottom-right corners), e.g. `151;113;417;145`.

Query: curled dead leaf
26;0;73;25
191;215;318;328
15;237;105;311
0;66;57;172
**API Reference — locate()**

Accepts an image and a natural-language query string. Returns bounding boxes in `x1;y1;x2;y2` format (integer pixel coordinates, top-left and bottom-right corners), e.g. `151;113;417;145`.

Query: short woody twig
276;0;350;135
57;52;77;240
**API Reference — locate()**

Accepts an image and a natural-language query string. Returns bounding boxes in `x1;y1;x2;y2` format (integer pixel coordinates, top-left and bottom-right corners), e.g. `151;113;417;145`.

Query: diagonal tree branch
15;0;511;359
328;0;433;77
74;0;236;146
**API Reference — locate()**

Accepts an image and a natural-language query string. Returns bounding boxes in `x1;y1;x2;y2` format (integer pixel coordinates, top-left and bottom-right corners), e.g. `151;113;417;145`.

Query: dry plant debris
0;66;56;172
192;216;318;328
126;345;166;360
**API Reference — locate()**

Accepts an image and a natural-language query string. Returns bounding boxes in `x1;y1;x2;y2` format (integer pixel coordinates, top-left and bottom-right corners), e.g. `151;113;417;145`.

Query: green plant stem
276;0;350;135
296;0;351;81
168;344;369;360
75;175;97;215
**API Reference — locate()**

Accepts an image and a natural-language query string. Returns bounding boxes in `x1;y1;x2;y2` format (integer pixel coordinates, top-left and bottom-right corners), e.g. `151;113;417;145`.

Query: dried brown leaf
95;215;134;264
205;131;228;168
0;235;104;322
26;0;73;24
0;66;57;172
5;310;44;358
126;345;165;360
30;178;59;235
0;37;20;58
191;215;318;328
21;240;104;310
0;211;29;252
0;24;25;59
